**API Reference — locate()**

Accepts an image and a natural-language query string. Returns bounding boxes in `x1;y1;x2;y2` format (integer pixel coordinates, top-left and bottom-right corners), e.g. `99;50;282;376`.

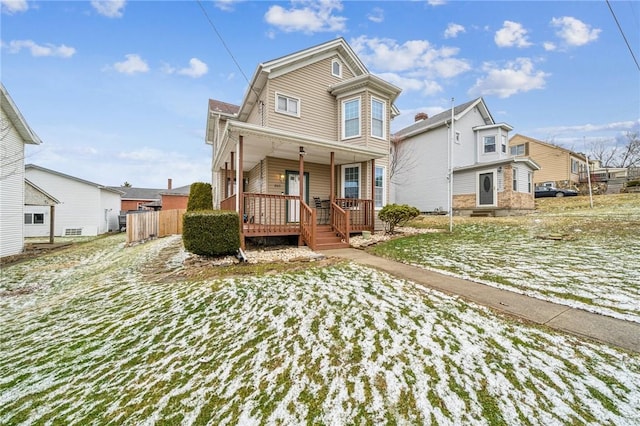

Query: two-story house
392;98;539;216
509;134;587;189
206;38;401;250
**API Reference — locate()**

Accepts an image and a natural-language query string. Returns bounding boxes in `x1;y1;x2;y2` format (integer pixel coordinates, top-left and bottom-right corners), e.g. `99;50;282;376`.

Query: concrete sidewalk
323;248;640;354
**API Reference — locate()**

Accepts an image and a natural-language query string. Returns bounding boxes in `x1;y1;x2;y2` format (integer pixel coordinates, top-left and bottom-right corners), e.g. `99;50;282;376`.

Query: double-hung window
527;171;533;193
483;136;496;153
371;98;385;139
276;93;299;117
510;143;526;156
375;166;386;208
342;98;360;139
501;135;507;153
342;164;360;199
512;167;518;191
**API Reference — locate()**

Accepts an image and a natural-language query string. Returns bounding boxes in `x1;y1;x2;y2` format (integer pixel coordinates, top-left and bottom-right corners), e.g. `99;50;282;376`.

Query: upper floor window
483;136;496;153
501;135;507;153
371;98;385;139
332;60;342;78
571;158;580;173
510;143;526;156
276;93;299;117
342;97;360;139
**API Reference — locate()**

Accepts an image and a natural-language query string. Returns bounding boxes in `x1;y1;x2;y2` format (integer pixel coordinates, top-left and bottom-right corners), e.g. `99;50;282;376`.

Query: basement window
65;228;83;236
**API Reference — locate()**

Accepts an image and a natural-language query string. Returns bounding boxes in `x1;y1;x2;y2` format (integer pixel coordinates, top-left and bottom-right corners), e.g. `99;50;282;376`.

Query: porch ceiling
215;121;388;171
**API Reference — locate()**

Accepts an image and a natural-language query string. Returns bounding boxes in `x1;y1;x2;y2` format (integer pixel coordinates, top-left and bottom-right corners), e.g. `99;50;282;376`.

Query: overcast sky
2;0;638;188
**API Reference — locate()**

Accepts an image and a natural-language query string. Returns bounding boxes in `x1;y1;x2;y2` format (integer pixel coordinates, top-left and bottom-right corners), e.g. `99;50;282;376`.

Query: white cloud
551;16;601;47
495;21;532;48
427;0;446;5
178;58;208;78
444;23;465;39
468;58;549;98
1;0;28;14
113;54;149;74
543;42;556;51
350;36;471;79
3;39;76;57
367;7;384;23
377;72;443;96
264;0;346;34
91;0;126;18
536;120;639;135
214;0;243;12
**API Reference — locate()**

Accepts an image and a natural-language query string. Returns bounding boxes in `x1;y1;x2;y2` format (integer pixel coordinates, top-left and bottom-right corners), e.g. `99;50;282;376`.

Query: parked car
535;186;579;198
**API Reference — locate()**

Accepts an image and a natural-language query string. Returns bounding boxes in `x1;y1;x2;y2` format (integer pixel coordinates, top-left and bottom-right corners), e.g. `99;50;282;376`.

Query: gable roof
113;186;162;201
161;184;191;196
25;164;124;195
0;83;42;145
25;179;60;205
208;99;240;117
394;97;494;139
235;38;370;122
510;133;587;160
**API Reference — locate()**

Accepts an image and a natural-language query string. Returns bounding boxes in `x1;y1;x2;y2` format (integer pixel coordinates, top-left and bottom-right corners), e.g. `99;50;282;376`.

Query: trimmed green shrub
187;182;213;211
378;203;420;234
182;210;240;256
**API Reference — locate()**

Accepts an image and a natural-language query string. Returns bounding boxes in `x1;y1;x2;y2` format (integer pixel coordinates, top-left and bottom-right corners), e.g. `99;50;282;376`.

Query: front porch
221;193;374;250
214;122;384;250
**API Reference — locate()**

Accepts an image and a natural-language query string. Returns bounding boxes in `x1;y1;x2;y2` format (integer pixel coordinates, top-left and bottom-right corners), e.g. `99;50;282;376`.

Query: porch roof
215;120;388;171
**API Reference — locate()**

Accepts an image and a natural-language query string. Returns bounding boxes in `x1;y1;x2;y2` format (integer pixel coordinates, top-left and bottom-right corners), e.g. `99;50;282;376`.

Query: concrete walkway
323;248;640;354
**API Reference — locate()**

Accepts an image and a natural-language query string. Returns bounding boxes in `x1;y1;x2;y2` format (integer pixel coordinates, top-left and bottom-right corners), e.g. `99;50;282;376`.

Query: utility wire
606;0;640;72
196;0;261;100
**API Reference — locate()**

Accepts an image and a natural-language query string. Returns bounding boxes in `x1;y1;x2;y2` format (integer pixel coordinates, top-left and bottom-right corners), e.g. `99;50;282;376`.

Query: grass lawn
1;230;639;425
371;194;640;323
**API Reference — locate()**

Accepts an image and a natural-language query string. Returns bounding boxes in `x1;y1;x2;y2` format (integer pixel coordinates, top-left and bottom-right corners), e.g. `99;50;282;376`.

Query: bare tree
389;134;417;185
588;132;640;168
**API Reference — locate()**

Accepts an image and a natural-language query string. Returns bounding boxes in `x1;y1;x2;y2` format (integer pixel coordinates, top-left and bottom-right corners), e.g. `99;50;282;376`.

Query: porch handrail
335;198;374;231
300;201;317;250
331;201;350;244
220;194;236;211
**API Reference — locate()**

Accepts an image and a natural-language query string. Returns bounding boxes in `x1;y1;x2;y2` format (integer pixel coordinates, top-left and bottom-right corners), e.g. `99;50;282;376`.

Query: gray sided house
25;164;123;237
206;38;401;249
1;83;42;257
392;98;539;216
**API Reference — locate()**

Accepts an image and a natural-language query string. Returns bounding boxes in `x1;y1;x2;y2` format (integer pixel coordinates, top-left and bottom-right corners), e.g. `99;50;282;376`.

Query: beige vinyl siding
266;57;353;140
265;157;331;200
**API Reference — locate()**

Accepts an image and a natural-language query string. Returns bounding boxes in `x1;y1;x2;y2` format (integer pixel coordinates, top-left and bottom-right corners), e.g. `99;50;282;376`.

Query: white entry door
286;171;308;222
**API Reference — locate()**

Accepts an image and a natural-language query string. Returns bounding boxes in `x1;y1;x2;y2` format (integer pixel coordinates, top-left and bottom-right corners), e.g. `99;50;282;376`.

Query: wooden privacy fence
126;209;186;245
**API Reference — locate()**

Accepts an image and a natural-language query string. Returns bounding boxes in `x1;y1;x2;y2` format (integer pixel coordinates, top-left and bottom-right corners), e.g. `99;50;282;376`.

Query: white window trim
342;97;361;140
512;167;518;191
374;165;386;209
501;135;507;153
331;59;342;78
370;97;386;140
341;163;361;198
275;92;300;117
476;170;498;207
483;135;496;154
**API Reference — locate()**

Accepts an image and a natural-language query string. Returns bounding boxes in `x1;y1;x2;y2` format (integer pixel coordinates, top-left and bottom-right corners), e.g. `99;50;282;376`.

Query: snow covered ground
1;234;639;425
371;204;640;324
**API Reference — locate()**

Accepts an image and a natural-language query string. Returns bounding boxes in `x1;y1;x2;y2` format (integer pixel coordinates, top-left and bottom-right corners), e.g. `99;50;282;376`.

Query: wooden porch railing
220;194;236;211
335;198;374;231
242;193;301;236
300;201;317;250
331;201;350;244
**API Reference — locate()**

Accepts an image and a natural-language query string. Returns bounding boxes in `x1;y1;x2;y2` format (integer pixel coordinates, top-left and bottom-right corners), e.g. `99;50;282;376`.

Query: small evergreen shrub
182;210;240;256
378;203;420;234
626;180;640;187
187;182;213;211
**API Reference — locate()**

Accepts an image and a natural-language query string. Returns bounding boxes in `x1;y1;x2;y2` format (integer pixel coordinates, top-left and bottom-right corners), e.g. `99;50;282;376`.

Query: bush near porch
182;210;239;256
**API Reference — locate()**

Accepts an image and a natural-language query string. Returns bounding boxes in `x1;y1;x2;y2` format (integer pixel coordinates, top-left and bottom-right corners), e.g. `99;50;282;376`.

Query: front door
285;171;309;222
478;172;494;206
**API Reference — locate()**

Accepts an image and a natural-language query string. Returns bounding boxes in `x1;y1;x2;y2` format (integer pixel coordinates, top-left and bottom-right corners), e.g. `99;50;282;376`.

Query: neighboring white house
25;164;122;236
392;98;540;216
1;83;42;258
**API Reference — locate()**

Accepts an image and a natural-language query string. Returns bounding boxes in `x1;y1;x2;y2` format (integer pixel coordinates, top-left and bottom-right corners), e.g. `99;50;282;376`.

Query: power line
196;0;261;100
606;0;640;72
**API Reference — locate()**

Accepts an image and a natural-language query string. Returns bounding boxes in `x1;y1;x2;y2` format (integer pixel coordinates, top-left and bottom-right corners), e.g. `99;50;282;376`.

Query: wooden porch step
312;225;350;250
